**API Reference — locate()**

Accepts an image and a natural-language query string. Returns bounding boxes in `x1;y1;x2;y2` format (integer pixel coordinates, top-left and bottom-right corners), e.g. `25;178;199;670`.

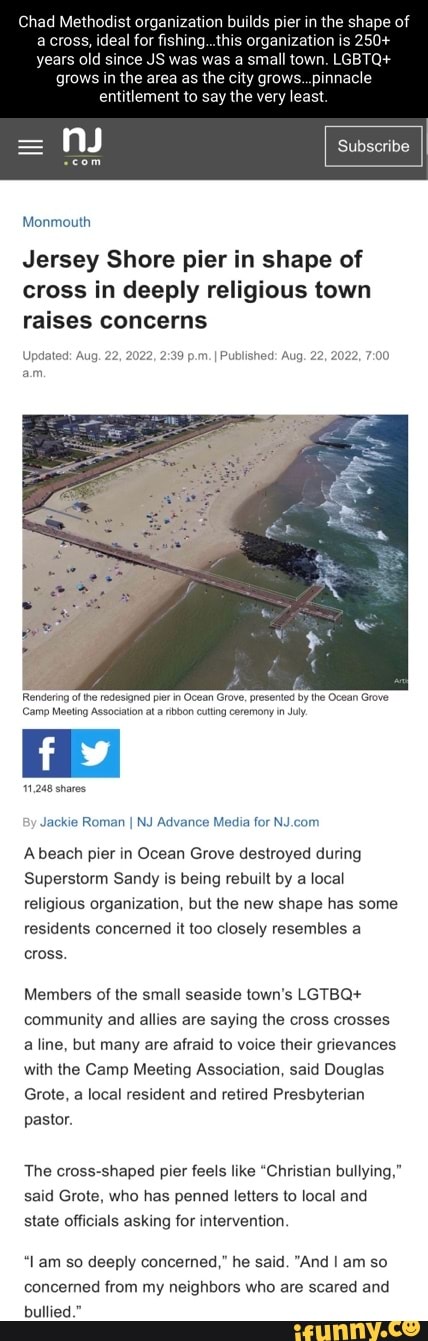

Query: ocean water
95;416;408;692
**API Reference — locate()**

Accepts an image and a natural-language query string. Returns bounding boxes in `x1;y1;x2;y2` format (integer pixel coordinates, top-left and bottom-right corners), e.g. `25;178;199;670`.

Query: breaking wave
355;616;380;633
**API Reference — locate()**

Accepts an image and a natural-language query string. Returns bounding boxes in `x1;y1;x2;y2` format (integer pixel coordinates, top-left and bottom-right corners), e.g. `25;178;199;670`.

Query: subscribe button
324;125;424;167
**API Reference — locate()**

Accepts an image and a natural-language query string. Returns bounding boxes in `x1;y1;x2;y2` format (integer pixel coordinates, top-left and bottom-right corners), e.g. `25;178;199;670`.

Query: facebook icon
23;730;71;778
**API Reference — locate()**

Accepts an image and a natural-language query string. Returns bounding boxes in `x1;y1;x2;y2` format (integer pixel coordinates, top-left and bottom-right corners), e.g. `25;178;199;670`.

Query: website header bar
3;117;426;181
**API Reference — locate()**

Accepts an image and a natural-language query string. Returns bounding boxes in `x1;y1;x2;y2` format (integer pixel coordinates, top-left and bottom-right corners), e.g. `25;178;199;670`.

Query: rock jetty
237;531;319;584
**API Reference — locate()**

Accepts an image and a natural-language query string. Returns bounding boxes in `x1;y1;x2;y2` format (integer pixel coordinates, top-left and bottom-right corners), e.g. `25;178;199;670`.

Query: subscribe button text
325;125;423;167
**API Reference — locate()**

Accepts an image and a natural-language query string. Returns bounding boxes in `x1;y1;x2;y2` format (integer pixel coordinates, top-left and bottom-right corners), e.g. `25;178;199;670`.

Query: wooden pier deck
270;583;328;630
23;520;342;629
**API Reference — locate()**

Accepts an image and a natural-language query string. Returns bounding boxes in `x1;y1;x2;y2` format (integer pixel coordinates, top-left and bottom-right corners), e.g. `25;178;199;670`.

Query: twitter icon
71;730;120;779
81;740;110;767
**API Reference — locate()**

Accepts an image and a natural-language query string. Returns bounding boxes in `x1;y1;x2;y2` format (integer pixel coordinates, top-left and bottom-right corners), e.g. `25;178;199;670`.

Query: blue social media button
70;729;120;778
23;730;71;778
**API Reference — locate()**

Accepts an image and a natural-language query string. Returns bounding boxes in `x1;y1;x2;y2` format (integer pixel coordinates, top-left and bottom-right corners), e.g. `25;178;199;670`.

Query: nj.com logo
294;1325;421;1341
62;126;102;169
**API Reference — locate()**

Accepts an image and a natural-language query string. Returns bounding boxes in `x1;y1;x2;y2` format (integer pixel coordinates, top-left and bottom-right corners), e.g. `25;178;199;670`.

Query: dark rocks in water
238;531;319;584
315;437;347;448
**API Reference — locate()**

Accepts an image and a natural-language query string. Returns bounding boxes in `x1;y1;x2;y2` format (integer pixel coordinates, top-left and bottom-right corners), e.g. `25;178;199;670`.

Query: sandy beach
22;414;334;689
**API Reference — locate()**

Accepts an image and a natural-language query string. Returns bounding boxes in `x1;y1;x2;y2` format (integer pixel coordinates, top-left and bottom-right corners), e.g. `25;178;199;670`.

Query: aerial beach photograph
22;413;408;692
